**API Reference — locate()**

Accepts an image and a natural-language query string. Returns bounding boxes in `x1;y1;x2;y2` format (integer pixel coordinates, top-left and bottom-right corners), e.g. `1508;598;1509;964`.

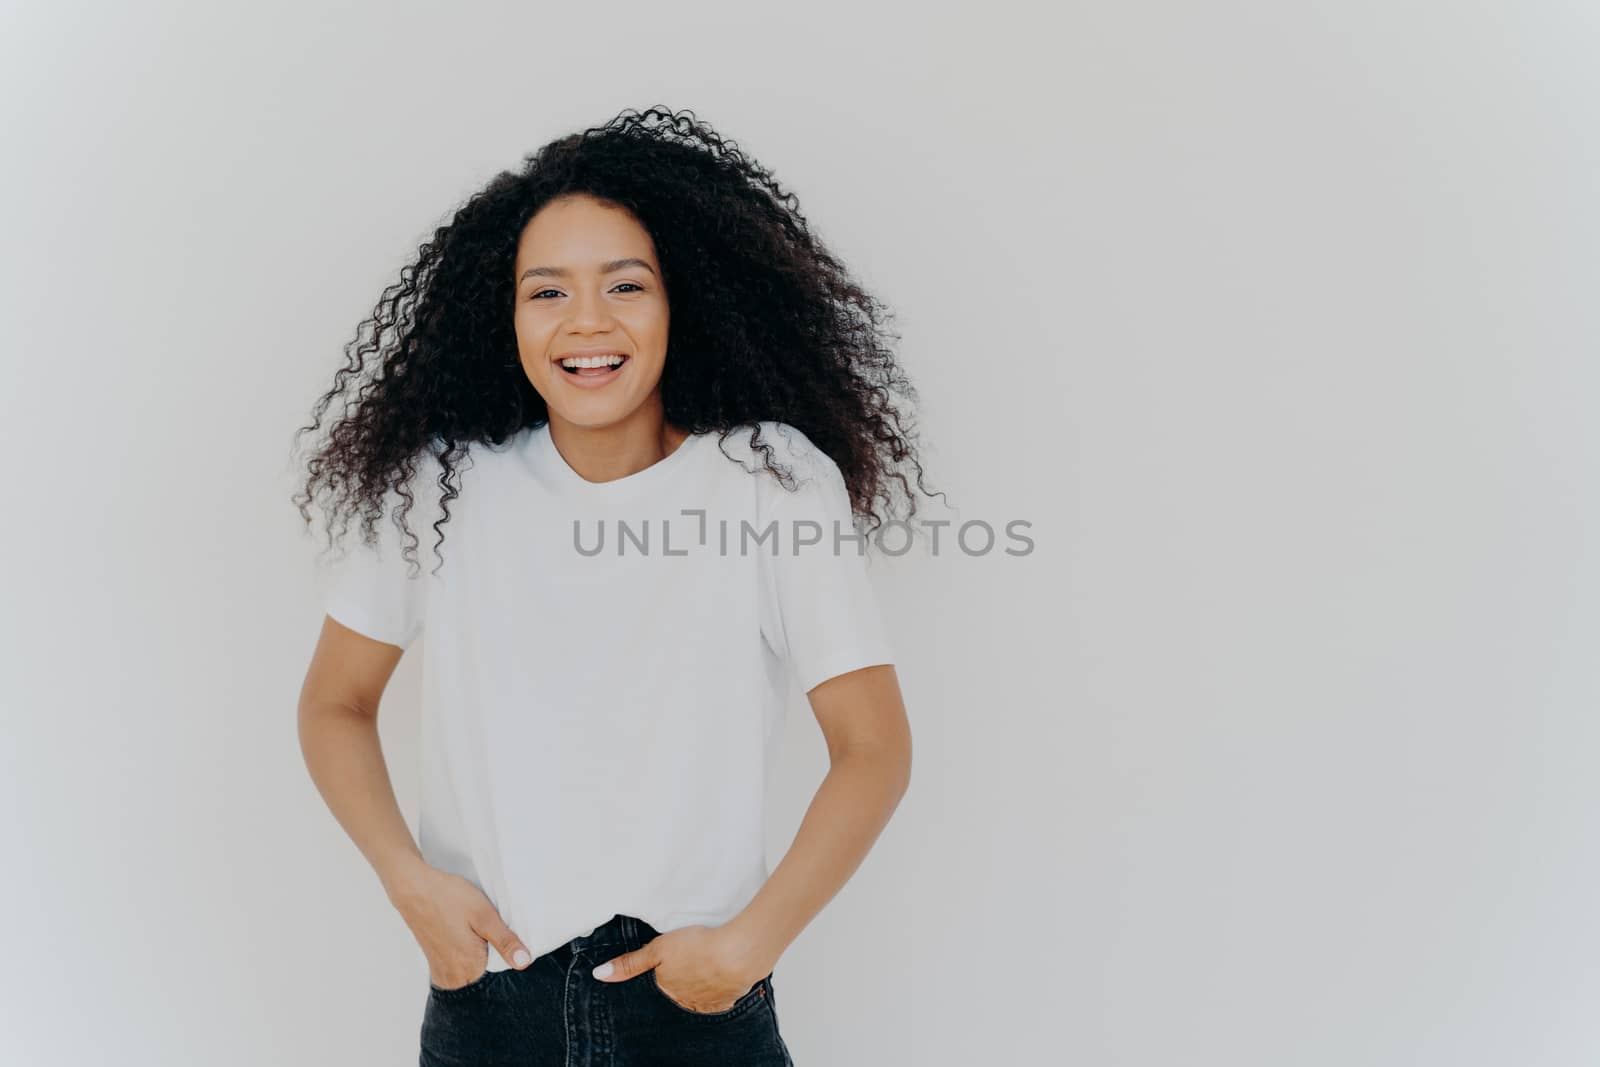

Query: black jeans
420;913;795;1065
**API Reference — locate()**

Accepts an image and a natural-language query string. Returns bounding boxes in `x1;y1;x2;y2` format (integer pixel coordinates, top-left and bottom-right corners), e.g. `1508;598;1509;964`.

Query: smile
556;352;629;386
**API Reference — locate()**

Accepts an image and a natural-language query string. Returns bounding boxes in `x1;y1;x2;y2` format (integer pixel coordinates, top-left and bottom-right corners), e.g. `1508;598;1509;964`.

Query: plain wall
2;1;1596;1063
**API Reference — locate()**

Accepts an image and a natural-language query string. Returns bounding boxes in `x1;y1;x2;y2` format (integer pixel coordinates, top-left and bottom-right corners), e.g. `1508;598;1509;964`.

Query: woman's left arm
721;662;912;977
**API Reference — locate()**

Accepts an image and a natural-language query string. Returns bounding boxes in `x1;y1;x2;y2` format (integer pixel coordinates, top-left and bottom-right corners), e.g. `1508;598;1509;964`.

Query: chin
545;393;649;431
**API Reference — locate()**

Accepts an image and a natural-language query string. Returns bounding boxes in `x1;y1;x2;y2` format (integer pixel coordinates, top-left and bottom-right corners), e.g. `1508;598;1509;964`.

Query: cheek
626;305;671;349
513;308;555;348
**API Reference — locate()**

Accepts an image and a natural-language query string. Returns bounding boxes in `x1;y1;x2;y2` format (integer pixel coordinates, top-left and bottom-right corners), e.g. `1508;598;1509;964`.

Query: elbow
830;736;911;800
893;742;912;800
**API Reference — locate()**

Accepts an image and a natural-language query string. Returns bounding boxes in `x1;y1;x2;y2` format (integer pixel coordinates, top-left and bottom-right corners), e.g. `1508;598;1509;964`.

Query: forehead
515;196;657;266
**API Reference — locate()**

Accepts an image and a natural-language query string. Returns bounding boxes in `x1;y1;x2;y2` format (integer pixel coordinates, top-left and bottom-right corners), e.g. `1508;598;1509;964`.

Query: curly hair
292;105;944;574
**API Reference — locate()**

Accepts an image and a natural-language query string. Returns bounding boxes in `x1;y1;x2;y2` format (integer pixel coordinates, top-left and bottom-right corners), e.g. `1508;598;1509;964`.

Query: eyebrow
518;258;657;284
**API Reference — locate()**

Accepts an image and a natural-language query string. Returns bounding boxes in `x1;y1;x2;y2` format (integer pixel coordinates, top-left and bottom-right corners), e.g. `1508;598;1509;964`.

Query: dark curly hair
292;105;944;573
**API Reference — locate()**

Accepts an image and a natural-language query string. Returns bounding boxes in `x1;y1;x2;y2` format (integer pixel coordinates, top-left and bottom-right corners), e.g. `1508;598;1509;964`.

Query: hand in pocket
389;865;533;989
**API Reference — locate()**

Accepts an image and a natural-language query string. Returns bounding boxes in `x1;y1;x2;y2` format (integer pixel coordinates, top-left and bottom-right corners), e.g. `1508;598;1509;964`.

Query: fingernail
592;961;613;979
513;949;532;968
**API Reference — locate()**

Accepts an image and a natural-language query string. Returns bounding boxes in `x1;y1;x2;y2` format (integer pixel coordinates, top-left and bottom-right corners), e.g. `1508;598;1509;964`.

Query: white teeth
560;354;626;369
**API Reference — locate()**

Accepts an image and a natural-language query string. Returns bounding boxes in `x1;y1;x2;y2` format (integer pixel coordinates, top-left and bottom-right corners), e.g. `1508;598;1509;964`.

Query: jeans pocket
429;964;497;998
645;968;768;1020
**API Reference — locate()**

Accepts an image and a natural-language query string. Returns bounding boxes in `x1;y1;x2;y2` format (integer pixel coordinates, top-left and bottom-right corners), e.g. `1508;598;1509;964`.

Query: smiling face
512;194;671;433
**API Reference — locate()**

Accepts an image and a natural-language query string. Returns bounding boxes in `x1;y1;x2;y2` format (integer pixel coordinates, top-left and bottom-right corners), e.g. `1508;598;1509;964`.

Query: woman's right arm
297;615;534;984
298;614;431;901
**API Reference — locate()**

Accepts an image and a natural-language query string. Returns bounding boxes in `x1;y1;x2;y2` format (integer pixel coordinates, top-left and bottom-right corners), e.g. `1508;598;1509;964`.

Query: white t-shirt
317;419;894;969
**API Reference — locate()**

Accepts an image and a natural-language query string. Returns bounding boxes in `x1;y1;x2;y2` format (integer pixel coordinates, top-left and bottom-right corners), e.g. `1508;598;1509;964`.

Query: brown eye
529;284;640;300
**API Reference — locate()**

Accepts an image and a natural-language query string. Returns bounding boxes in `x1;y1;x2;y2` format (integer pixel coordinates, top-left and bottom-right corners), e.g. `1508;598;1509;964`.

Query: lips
554;351;630;386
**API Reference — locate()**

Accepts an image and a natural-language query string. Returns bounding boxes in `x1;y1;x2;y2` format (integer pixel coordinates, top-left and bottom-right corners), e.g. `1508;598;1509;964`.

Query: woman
293;106;938;1065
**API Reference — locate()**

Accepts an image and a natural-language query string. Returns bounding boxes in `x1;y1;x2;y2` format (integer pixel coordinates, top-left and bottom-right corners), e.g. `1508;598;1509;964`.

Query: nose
566;288;615;334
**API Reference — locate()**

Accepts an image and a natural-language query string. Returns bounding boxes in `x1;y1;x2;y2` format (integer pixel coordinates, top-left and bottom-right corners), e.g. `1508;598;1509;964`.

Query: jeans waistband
564;913;657;959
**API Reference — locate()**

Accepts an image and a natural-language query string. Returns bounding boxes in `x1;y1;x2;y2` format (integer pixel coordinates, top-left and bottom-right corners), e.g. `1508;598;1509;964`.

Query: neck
547;406;688;484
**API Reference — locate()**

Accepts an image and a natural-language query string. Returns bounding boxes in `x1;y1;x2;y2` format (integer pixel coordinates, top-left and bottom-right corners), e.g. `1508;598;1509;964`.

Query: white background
3;1;1596;1063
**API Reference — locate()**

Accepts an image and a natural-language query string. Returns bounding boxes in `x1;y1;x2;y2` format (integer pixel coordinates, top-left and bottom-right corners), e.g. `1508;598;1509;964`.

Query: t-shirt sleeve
320;491;432;651
758;450;895;694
